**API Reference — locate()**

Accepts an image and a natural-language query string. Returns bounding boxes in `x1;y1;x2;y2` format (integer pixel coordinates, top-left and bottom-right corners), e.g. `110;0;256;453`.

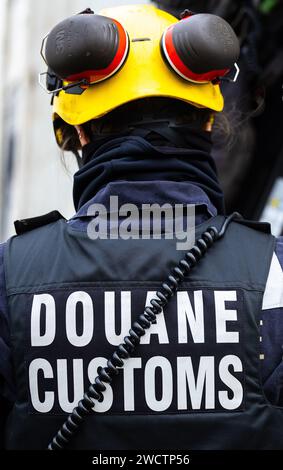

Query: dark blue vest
3;215;283;449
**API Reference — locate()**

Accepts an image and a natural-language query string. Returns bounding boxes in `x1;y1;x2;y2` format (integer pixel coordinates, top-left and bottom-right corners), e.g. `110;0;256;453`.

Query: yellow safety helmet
40;4;239;147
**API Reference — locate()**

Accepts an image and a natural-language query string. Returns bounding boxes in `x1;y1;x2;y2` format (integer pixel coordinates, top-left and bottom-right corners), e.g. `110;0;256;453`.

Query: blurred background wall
0;0;150;241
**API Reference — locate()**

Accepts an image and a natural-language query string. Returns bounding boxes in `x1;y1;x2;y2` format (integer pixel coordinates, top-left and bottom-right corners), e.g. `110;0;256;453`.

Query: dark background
153;0;283;229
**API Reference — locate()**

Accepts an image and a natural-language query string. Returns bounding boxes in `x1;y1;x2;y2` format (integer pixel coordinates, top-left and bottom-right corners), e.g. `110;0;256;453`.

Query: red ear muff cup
161;27;227;83
45;14;130;84
161;14;240;83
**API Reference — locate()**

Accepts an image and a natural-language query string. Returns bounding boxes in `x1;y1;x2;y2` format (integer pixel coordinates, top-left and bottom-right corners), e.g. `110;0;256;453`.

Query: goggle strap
38;72;89;95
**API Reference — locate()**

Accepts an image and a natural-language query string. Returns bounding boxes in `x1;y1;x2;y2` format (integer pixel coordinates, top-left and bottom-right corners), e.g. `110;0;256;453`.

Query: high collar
73;132;224;215
72;181;217;220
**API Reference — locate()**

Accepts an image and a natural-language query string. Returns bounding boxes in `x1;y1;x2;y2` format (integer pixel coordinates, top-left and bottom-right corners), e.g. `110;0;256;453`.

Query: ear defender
161;13;240;83
43;13;129;85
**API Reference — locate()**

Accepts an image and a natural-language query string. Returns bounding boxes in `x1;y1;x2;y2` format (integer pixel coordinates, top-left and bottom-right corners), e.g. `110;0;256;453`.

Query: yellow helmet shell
52;4;224;126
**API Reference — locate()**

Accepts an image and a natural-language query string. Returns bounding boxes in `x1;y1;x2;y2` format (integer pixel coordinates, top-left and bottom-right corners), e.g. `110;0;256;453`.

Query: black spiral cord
48;213;240;450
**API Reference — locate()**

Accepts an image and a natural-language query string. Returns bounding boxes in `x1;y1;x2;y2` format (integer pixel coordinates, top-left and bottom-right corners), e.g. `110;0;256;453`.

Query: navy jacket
1;179;283;450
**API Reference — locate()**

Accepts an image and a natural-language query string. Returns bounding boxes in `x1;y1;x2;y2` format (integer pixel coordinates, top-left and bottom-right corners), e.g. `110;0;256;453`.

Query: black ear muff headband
39;10;240;95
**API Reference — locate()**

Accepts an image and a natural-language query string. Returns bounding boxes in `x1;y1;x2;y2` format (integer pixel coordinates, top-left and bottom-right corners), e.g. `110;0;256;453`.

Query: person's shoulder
275;236;283;267
13;211;65;236
0;242;6;265
262;237;283;311
0;242;8;316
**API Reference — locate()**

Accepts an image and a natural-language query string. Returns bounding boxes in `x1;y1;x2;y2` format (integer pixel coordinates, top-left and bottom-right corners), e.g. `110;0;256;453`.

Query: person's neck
73;130;225;215
81;125;212;166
